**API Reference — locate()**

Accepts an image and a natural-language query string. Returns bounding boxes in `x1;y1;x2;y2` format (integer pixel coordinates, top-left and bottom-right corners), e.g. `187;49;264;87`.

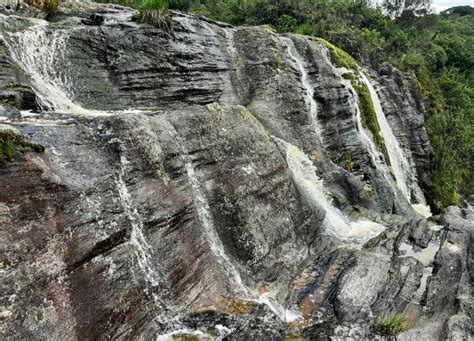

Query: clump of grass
135;0;173;35
25;0;61;13
377;314;409;335
0;126;45;165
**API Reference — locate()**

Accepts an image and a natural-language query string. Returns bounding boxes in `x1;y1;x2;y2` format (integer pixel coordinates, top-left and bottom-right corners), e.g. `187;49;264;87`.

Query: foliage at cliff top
96;0;473;207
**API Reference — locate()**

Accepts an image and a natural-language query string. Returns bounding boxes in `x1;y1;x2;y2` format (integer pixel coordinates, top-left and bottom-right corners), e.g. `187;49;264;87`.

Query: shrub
377;314;408;335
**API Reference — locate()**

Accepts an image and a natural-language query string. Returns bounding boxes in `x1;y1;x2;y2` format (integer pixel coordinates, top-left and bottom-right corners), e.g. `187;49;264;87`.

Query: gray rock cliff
0;1;471;340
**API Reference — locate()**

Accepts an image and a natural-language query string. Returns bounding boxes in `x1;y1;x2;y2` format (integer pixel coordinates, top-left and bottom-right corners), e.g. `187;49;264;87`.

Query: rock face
0;1;471;340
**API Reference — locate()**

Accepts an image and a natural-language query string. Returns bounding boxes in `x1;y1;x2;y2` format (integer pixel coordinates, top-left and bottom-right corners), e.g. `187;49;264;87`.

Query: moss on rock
313;37;359;71
0;125;45;165
353;81;384;151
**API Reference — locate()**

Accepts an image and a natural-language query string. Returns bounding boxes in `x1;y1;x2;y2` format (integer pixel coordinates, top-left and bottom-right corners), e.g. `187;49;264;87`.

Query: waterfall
116;154;163;304
281;37;322;137
2;18;110;116
279;138;386;244
171;126;303;321
359;73;430;216
184;160;250;297
166;124;249;297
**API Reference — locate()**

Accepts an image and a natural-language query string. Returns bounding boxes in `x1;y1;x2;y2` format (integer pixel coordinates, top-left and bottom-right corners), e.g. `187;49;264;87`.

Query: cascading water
170;126;302;322
279;138;386;244
278;38;386;244
116;153;163;304
359;73;429;215
1;16;114;116
184;160;250;297
2;19;83;113
281;37;322;138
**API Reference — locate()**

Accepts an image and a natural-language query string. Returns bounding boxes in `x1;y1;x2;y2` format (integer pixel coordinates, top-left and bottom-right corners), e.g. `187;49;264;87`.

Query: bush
377;314;408;335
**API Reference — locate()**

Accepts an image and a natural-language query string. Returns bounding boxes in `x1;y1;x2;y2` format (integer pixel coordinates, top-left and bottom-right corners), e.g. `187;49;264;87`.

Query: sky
432;0;474;12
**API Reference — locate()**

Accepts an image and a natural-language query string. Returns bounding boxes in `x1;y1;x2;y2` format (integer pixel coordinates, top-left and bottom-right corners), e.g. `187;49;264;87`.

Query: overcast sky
432;0;474;12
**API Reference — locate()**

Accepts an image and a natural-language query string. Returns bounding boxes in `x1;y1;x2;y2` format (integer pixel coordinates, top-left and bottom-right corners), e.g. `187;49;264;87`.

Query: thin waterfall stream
117;153;163;305
281;37;322;138
279;38;386;243
360;73;431;217
170;126;303;323
279;138;386;244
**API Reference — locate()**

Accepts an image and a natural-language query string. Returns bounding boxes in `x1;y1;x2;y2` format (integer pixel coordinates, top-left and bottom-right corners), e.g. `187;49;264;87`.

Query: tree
381;0;432;18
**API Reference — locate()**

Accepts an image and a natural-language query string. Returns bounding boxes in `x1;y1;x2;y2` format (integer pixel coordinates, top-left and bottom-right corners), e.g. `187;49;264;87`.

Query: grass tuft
377;314;409;335
133;0;173;35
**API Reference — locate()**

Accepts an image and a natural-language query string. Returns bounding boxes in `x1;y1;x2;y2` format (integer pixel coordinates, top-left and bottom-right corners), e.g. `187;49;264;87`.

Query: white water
282;37;322;137
117;155;162;300
185;160;306;322
255;292;302;323
2;18;112;116
184;161;250;297
360;73;429;213
280;138;386;244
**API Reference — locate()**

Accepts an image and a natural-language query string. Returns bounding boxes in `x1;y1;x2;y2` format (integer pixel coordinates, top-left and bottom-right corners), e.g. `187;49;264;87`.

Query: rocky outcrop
0;1;470;340
372;65;435;209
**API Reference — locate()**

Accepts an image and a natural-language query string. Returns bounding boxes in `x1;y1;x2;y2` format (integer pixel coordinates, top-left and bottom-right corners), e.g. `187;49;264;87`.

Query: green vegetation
312;38;359;71
377;314;409;335
353;80;384;151
96;0;172;32
0;127;45;165
135;0;173;33
363;231;387;250
337;153;353;173
25;0;61;13
95;0;473;207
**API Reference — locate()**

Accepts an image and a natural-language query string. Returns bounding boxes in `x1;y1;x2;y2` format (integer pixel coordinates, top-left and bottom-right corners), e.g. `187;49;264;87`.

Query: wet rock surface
0;1;472;340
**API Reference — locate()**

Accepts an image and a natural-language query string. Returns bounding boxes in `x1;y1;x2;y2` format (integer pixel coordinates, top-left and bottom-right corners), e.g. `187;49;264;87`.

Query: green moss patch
353;81;384;151
0;126;45;165
313;37;359;71
363;231;387;250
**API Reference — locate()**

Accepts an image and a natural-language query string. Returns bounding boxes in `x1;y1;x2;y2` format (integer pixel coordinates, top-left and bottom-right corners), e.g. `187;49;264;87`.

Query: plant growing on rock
25;0;61;13
0;126;45;165
377;314;409;335
135;0;173;35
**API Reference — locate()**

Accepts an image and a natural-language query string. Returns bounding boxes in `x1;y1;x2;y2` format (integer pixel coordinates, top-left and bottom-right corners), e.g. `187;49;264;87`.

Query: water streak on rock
360;72;429;214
